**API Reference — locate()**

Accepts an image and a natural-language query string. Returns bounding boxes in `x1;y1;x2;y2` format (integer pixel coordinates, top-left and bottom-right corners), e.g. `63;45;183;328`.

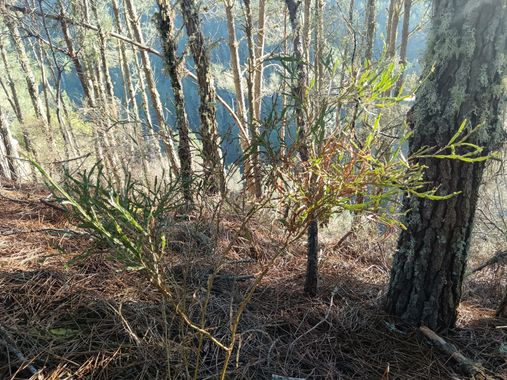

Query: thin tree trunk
302;0;311;68
111;0;149;183
224;0;254;195
253;0;266;122
121;0;161;169
386;0;396;53
156;0;193;204
3;11;52;145
180;0;225;194
0;33;37;180
90;0;127;178
394;0;412;95
286;0;318;297
123;0;179;175
364;0;376;63
243;0;262;198
280;7;288;157
335;0;355;128
0;106;19;181
31;40;62;157
314;0;323;100
386;0;507;331
0;41;24;124
89;63;121;183
387;0;401;59
58;0;94;105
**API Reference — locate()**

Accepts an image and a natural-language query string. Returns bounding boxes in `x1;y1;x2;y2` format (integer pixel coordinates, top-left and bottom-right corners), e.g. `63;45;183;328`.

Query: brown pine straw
0;185;505;379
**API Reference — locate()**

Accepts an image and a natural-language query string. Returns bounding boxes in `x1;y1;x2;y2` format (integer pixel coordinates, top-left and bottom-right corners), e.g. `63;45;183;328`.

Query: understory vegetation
0;0;506;379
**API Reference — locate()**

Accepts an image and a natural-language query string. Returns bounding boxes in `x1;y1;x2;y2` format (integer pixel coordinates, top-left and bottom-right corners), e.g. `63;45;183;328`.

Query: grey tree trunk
3;12;53;146
0;39;37;177
0;40;24;124
363;0;376;63
394;0;412;95
120;0;162;169
385;0;507;331
253;0;266;123
224;0;255;196
111;0;150;183
58;0;94;105
156;0;193;204
387;1;401;59
243;0;262;198
0;106;19;181
285;0;319;297
180;0;225;194
124;0;179;175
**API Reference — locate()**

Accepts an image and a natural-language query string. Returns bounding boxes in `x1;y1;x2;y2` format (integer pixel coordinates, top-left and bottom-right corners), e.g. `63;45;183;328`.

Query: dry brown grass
0;183;505;379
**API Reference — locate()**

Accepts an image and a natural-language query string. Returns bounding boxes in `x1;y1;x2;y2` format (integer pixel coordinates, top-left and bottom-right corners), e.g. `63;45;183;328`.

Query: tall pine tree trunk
386;0;507;331
156;0;193;204
180;0;225;194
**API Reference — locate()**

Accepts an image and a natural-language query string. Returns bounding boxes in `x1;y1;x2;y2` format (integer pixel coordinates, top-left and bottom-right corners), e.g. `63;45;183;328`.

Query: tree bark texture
364;0;376;63
386;0;507;331
0;106;19;181
157;0;193;203
243;0;262;198
180;0;225;194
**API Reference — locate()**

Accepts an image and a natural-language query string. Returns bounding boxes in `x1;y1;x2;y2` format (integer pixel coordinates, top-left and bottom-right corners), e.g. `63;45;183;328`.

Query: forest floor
0;182;506;380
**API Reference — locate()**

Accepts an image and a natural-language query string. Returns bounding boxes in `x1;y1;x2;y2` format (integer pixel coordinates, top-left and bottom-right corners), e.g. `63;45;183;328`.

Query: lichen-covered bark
180;0;225;194
157;0;193;203
386;0;507;331
0;106;19;181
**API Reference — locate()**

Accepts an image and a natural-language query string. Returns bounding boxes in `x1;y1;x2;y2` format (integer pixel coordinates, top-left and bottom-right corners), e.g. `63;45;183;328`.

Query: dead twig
419;326;487;378
0;324;39;375
1;227;86;236
471;250;507;274
40;198;68;213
